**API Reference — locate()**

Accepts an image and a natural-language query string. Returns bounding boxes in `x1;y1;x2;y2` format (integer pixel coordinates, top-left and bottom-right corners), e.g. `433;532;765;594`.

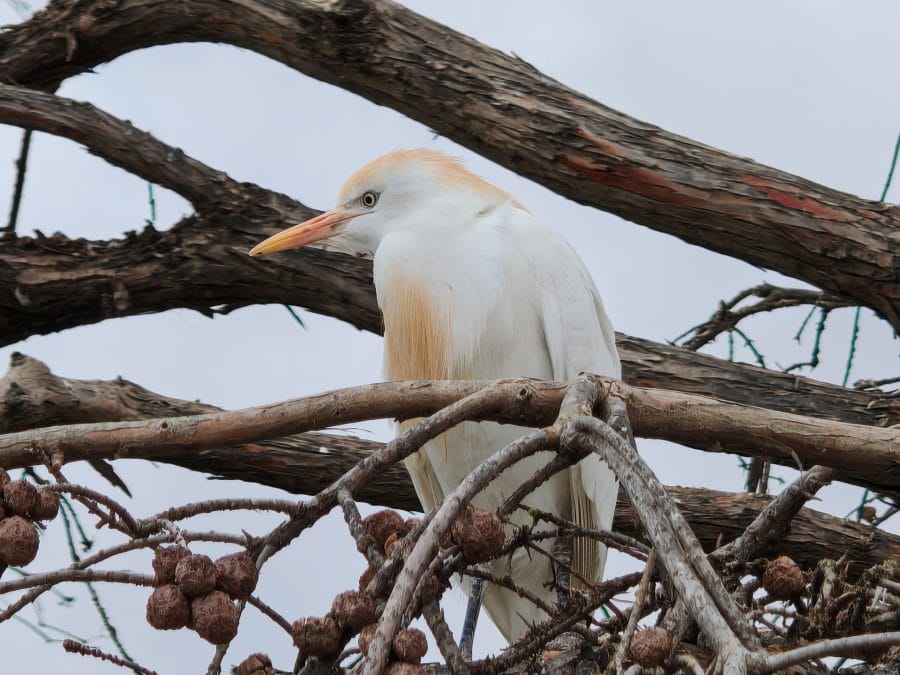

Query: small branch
364;429;554;674
675;284;851;352
855;375;900;391
564;396;758;665
4;128;32;235
614;548;657;670
247;595;293;636
763;631;900;671
422;602;471;675
48;482;140;535
712;465;837;566
0;570;154;594
62;639;157;675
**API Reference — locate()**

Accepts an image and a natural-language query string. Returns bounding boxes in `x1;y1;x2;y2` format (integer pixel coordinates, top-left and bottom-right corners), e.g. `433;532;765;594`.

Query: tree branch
0;0;896;326
0;84;895;437
2;354;896;575
0;372;896;494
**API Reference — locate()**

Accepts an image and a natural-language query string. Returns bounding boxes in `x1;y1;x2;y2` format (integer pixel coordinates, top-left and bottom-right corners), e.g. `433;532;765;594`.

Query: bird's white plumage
373;188;620;641
250;149;620;643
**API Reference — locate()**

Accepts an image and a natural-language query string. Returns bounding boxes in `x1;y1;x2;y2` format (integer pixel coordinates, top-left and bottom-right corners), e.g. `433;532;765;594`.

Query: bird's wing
532;230;620;588
398;420;446;513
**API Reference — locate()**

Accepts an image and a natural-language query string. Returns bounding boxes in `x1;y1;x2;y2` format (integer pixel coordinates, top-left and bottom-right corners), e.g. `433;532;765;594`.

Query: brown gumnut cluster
451;504;504;563
357;510;445;608
0;469;59;567
628;626;672;668
145;546;258;645
235;652;274;675
291;589;377;658
762;554;805;600
290;510;433;665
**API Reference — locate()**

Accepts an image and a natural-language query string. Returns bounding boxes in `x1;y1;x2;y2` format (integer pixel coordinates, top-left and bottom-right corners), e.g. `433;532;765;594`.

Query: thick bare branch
0;0;896;325
0;372;896;493
2;353;897;575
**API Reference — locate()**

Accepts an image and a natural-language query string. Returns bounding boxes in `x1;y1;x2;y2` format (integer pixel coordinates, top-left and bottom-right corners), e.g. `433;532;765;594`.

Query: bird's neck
373;223;505;383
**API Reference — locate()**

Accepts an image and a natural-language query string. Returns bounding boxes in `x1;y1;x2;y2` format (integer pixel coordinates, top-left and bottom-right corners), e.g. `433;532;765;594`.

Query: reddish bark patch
741;176;848;221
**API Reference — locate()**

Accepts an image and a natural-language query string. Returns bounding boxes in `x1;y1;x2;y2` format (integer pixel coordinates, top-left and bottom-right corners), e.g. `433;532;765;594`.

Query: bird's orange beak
249;206;357;257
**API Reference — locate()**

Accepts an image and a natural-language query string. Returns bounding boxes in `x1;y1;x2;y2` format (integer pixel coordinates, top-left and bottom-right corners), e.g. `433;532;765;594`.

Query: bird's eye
360;191;379;208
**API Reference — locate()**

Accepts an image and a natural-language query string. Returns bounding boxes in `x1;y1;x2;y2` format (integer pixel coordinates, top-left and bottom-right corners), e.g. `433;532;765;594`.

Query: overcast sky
1;1;898;672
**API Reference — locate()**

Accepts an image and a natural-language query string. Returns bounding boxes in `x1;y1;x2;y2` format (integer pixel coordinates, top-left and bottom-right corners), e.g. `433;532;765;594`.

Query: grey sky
1;1;897;672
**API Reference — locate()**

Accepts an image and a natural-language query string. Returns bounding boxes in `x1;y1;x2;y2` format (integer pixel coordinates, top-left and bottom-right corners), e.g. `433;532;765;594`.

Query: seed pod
357;623;377;655
383;531;402;557
451;506;504;562
2;480;39;517
191;590;238;645
291;616;341;656
175;553;218;597
146;584;190;630
385;663;424;675
32;488;60;521
235;653;273;675
0;468;11;487
418;574;445;605
392;628;427;663
358;566;375;592
153;545;191;585
215;551;259;600
628;626;671;668
363;509;404;551
0;515;39;565
331;590;375;631
763;555;804;600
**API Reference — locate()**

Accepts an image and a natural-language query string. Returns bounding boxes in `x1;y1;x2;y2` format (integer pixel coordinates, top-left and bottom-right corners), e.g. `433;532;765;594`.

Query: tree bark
1;355;897;493
1;0;896;327
0;354;894;579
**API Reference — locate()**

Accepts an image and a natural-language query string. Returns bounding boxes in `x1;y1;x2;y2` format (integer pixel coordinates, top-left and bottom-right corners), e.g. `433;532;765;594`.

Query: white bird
249;149;620;646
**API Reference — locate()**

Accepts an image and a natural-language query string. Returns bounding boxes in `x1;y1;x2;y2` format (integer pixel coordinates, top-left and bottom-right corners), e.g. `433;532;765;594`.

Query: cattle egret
249;149;620;648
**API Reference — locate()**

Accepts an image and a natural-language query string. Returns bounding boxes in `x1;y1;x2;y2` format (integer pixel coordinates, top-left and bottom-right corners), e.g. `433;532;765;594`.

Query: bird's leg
552;536;573;606
459;577;484;660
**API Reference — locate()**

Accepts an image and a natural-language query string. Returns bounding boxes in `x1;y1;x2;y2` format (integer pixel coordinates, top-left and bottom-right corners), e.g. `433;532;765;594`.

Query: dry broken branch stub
0;0;897;326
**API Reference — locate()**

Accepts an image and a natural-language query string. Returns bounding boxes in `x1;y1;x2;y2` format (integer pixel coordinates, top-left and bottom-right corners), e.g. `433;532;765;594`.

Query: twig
247;594;293;635
363;429;554;674
842;306;863;387
49;482;140;535
62;639;158;675
422;602;471;674
614;548;657;671
564;404;759;669
854;375;900;391
675;284;849;353
0;570;154;593
0;530;243;622
4;128;31;235
783;306;830;373
468;572;642;674
712;465;837;567
138;497;302;534
763;630;900;671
